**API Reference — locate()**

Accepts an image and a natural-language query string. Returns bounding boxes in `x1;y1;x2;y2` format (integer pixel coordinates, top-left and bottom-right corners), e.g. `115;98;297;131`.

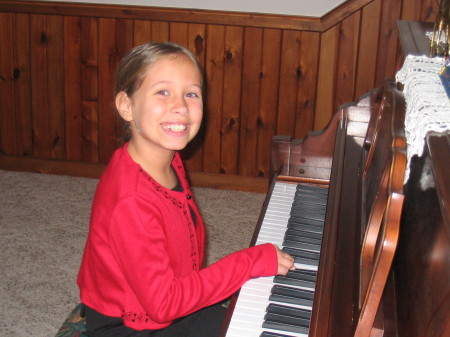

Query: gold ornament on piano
430;0;450;57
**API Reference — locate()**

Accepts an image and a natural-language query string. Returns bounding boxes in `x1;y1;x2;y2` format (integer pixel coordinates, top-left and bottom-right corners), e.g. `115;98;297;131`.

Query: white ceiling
40;0;347;17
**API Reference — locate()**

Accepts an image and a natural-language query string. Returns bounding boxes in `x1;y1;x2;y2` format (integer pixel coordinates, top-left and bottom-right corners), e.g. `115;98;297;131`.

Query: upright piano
219;79;450;337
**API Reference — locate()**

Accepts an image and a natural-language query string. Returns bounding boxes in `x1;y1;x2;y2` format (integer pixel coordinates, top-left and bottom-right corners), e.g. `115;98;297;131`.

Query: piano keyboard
225;181;328;337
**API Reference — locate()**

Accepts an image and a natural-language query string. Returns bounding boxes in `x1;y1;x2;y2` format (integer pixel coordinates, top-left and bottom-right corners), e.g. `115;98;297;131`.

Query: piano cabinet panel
394;152;450;337
324;135;366;337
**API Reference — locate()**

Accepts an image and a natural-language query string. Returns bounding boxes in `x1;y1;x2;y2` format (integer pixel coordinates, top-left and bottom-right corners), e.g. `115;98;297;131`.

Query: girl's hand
274;245;295;275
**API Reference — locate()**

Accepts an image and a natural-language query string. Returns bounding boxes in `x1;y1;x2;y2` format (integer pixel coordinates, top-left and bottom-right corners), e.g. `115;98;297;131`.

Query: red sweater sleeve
108;196;277;325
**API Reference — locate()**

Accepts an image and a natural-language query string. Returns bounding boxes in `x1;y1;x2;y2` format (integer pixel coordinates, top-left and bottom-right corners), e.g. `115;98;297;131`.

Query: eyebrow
151;81;202;88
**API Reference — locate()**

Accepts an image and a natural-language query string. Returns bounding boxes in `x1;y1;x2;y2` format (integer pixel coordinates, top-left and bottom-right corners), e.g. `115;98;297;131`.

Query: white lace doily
395;55;450;183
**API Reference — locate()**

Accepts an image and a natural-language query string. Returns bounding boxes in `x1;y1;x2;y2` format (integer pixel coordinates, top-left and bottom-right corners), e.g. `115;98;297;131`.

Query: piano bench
55;303;87;337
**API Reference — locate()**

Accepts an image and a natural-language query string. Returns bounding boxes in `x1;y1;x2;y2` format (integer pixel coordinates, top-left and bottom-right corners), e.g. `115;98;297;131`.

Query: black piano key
292;195;327;206
295;189;327;199
295;188;328;199
289;215;324;227
271;284;315;300
292;200;326;209
293;195;327;205
292;197;327;207
291;211;326;222
263;304;311;334
274;269;318;288
270;285;314;306
283;239;321;252
273;274;316;288
290;210;326;222
266;303;311;320
262;315;310;335
291;203;326;215
290;215;325;226
285;228;323;241
263;312;310;332
260;332;293;337
277;268;317;283
295;185;327;197
282;247;320;266
294;200;327;211
284;232;322;245
284;233;322;247
263;302;311;335
287;222;323;234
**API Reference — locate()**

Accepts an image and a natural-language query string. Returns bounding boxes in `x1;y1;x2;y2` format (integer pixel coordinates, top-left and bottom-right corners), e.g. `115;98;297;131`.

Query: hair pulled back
115;42;203;98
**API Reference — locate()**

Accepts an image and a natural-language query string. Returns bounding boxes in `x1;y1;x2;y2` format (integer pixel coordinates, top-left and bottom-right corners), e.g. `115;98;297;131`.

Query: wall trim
0;155;269;193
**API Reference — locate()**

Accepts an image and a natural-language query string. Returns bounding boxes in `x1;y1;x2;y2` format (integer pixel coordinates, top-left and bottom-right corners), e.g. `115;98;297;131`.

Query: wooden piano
219;79;450;337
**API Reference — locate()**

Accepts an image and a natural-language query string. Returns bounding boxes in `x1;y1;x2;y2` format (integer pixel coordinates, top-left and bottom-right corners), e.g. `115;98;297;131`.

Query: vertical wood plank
64;15;82;161
116;19;134;54
314;25;339;130
169;22;189;44
151;21;169;42
355;0;382;98
257;28;281;177
98;18;120;163
100;19;133;162
401;0;423;20
30;14;49;158
420;0;438;21
133;20;152;46
335;11;361;109
295;31;320;138
203;24;225;173
46;15;65;159
0;12;16;155
239;27;263;176
220;25;243;175
13;13;32;157
277;30;301;136
183;23;206;172
375;0;402;87
81;16;99;162
188;24;207;67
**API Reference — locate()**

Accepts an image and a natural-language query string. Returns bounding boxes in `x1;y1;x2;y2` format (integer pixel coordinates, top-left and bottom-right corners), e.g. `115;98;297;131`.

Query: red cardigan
77;145;277;330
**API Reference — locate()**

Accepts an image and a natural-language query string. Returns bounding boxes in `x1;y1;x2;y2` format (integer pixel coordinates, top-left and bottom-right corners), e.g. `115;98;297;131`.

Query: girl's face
116;54;203;156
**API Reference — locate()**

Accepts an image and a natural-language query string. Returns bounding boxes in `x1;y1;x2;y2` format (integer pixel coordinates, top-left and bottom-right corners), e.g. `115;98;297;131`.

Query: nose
171;95;189;115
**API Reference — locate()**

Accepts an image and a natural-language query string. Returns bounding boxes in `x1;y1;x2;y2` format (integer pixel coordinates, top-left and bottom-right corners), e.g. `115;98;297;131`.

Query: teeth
163;124;187;132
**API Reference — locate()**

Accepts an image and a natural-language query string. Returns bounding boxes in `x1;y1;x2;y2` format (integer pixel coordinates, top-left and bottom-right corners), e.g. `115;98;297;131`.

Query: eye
156;89;169;96
186;92;201;98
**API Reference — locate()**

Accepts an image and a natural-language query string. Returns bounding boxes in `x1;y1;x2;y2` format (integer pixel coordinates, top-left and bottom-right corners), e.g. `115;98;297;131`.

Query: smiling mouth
162;123;187;132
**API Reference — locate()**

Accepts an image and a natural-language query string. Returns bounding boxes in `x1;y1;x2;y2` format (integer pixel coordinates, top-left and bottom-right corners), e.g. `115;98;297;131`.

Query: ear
115;91;134;122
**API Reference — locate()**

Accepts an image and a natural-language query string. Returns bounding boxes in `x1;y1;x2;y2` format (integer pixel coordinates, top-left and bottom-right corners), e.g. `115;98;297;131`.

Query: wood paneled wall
0;0;438;191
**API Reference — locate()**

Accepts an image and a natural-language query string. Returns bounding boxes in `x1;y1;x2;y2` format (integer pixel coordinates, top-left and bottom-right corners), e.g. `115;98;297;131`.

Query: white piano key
225;181;322;337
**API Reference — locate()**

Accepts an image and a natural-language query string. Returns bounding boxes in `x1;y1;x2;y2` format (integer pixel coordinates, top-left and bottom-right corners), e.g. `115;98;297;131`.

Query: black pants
83;302;227;337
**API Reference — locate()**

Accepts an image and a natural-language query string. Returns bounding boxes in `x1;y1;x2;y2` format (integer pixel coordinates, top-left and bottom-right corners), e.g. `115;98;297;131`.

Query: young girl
77;42;295;337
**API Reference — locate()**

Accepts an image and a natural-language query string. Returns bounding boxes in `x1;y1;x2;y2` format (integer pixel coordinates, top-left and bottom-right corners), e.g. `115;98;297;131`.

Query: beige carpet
0;169;265;337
